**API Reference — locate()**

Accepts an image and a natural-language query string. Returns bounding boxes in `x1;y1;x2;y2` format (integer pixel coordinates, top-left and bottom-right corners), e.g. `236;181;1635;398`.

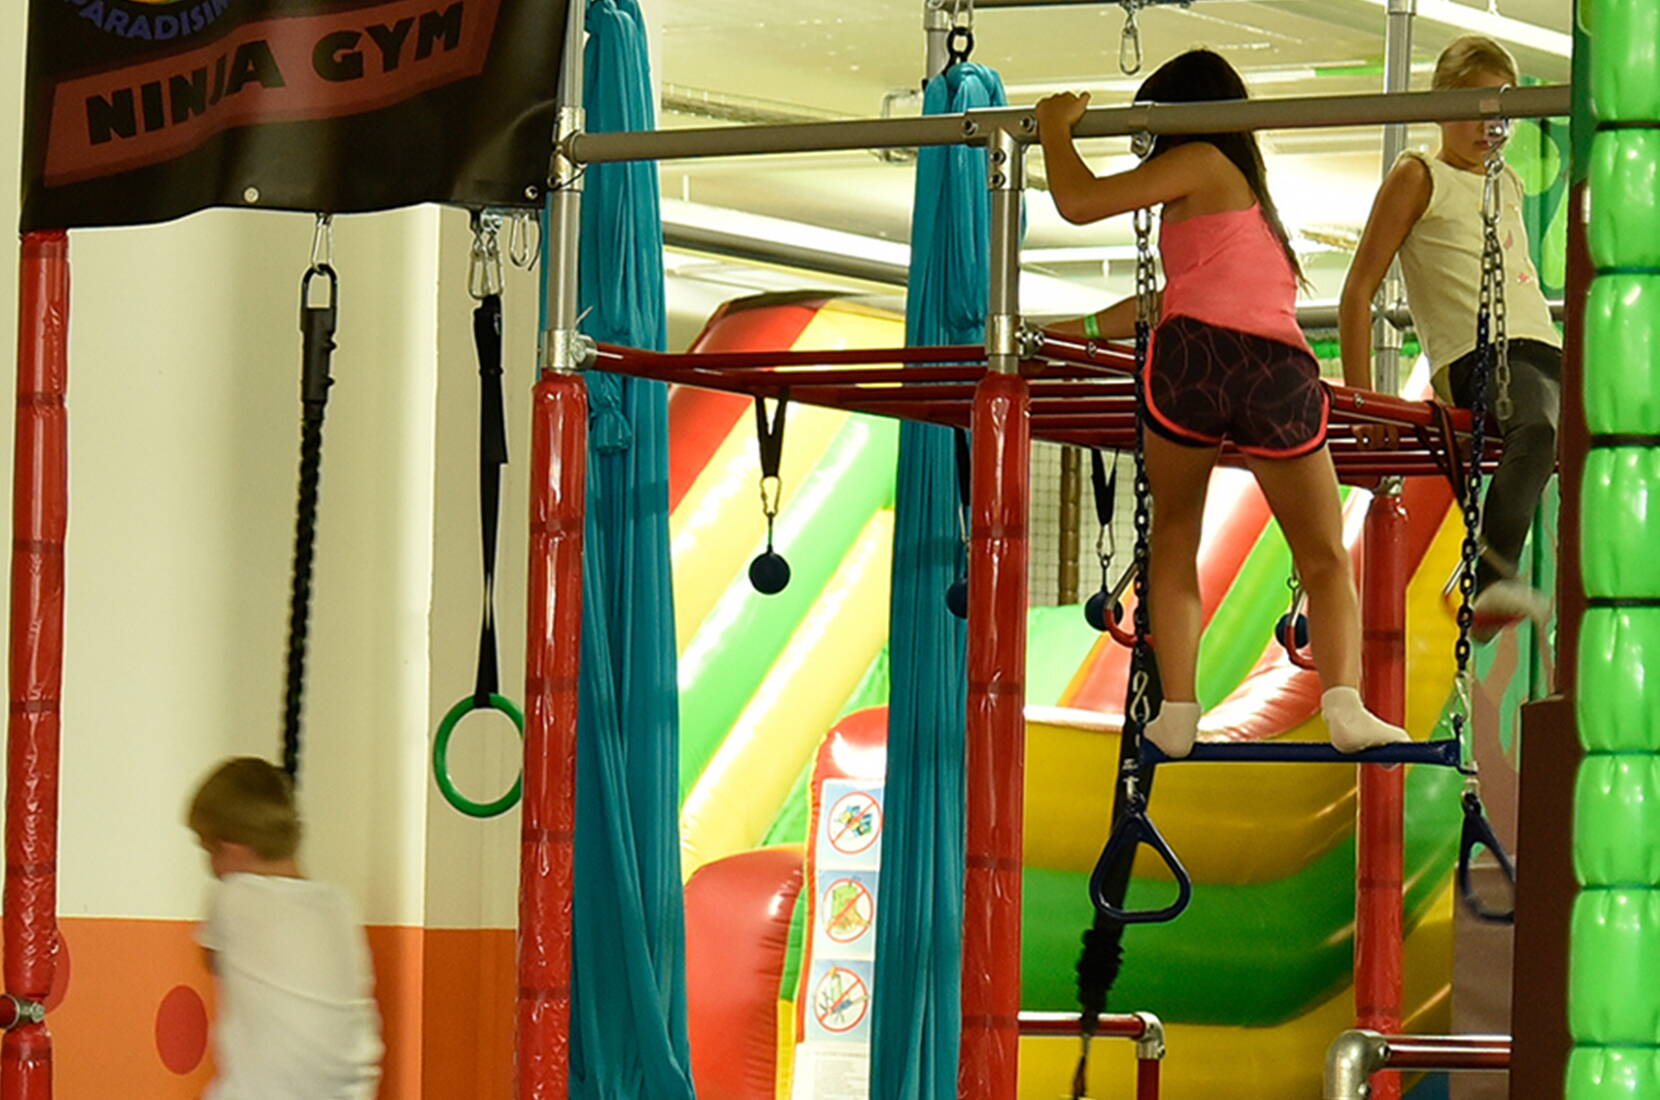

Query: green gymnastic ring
433;693;525;818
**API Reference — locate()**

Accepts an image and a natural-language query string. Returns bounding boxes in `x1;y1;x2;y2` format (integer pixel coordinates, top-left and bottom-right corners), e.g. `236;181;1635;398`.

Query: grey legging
1446;338;1561;590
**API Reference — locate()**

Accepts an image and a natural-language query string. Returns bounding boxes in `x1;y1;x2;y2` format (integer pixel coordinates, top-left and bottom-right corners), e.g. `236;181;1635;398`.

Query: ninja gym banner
20;0;570;231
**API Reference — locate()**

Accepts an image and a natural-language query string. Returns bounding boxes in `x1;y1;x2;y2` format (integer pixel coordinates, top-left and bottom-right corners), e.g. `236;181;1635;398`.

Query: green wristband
1082;312;1101;339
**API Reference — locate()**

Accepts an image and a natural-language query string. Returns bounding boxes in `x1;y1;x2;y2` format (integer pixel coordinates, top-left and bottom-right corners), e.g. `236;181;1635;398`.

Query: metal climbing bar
570;84;1569;164
1326;1030;1511;1100
1018;1012;1166;1100
1140;738;1464;767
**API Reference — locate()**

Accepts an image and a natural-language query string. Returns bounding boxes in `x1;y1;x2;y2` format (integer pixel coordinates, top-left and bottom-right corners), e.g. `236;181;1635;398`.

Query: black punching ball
1084;589;1123;633
1275;612;1310;650
749;551;791;595
946;577;969;620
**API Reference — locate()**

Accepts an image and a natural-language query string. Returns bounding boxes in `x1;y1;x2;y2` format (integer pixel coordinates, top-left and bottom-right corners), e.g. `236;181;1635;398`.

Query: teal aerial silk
869;60;1009;1100
567;2;696;1096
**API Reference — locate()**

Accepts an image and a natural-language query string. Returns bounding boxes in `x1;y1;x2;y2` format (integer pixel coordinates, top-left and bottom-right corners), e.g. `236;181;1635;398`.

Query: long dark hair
1136;49;1304;284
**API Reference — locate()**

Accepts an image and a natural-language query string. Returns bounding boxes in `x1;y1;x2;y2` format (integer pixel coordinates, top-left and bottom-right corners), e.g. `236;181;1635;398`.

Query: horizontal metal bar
572;85;1568;164
1017;1012;1149;1038
1382;1035;1512;1072
1143;738;1464;767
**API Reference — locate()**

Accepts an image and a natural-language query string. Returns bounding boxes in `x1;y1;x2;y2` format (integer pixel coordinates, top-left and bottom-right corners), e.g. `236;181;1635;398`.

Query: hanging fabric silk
568;2;696;1096
869;60;1011;1100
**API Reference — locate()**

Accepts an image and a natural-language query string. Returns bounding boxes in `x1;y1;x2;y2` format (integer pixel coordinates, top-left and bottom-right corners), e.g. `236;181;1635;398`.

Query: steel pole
1370;0;1416;398
3;230;69;1100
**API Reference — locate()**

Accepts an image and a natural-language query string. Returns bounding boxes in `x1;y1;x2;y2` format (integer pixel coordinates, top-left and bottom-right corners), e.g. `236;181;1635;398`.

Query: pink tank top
1158;204;1310;353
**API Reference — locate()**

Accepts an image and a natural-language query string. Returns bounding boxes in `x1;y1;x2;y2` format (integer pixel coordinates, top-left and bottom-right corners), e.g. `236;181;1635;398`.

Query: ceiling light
1355;0;1571;58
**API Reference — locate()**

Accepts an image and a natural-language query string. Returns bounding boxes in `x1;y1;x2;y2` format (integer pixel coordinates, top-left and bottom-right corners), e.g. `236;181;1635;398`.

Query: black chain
1073;202;1160;1094
1451;142;1509;766
1127;204;1157;725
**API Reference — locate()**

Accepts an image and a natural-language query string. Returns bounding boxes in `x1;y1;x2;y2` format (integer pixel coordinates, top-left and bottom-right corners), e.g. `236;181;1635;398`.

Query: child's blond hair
1433;35;1520;90
187;757;301;860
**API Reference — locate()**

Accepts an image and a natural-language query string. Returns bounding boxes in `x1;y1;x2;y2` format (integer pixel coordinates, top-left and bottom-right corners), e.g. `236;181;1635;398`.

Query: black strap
953;428;972;516
754;394;789;483
473;294;508;707
283;264;339;782
1089;448;1116;530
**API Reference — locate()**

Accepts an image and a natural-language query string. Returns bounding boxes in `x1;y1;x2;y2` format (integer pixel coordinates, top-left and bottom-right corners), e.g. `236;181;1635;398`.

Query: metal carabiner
469;210;506;300
507;210;540;270
309;212;334;274
1118;0;1145;76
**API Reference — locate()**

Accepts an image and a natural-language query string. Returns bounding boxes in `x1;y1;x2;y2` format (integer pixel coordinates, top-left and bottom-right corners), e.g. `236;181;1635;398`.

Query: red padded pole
4;230;69;1100
958;371;1030;1098
517;371;587;1100
1357;489;1408;1100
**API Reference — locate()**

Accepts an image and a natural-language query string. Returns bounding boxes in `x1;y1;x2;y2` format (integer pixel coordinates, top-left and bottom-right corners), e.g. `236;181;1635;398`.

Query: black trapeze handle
1089;796;1193;925
1458;789;1517;925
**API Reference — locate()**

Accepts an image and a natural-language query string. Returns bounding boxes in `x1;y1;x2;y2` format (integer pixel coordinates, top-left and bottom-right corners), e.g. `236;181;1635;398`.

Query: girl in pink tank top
1036;49;1409;758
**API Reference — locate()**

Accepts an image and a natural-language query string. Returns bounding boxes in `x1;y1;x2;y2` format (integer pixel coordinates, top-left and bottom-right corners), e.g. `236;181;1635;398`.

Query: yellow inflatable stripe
679;510;895;879
1017;880;1455;1100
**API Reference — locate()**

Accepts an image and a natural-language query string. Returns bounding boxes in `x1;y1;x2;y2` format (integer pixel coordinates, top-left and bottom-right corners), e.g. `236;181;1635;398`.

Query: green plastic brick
1575;755;1660;886
1592;0;1660;121
1581;449;1660;595
1590;131;1660;270
1584;276;1660;432
1567;1047;1660;1099
1577;610;1660;753
1569;889;1660;1044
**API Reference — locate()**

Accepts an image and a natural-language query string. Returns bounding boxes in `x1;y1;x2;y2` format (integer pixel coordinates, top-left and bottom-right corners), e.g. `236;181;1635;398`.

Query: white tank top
1395;150;1561;394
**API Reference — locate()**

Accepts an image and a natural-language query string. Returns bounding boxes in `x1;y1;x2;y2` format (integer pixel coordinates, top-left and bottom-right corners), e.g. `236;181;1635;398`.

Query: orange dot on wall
155;985;208;1075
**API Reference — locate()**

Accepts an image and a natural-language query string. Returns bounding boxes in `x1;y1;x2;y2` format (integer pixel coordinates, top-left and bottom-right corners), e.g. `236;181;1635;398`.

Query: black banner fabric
21;0;569;231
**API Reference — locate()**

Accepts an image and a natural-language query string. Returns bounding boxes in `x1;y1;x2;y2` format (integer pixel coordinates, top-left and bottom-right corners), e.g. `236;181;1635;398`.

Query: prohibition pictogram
821;877;875;944
813;966;870;1034
826;790;882;857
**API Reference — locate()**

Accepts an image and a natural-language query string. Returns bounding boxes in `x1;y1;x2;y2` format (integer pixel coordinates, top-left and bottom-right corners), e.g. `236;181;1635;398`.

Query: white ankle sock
1323;686;1412;753
1144;700;1202;759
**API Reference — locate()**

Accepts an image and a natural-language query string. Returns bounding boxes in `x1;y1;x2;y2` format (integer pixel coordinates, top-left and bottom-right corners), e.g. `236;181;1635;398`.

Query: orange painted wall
29;918;516;1099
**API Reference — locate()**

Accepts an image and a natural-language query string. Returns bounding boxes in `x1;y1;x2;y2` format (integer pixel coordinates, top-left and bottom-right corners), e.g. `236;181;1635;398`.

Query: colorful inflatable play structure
670;295;1521;1099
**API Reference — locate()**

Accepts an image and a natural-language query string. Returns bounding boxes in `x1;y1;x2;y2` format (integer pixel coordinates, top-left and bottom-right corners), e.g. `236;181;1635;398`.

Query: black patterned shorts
1143;315;1329;459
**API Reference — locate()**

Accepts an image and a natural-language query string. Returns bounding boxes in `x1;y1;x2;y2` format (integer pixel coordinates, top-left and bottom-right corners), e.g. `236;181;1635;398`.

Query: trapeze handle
1457;789;1517;925
1089;800;1193;925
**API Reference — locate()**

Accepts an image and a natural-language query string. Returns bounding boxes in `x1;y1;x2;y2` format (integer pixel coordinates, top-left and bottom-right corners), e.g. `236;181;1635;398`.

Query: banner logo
43;0;499;185
60;0;237;42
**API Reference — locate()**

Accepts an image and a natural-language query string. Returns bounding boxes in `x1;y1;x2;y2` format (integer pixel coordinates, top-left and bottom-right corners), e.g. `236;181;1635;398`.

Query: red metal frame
958;371;1030;1097
4;231;69;1100
1016;1013;1163;1099
1381;1034;1512;1072
1357;490;1409;1100
588;340;1480;484
517;371;588;1100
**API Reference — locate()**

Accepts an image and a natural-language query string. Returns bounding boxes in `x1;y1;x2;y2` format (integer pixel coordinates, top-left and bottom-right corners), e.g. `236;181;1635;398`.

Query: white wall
3;1;450;924
0;0;673;935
